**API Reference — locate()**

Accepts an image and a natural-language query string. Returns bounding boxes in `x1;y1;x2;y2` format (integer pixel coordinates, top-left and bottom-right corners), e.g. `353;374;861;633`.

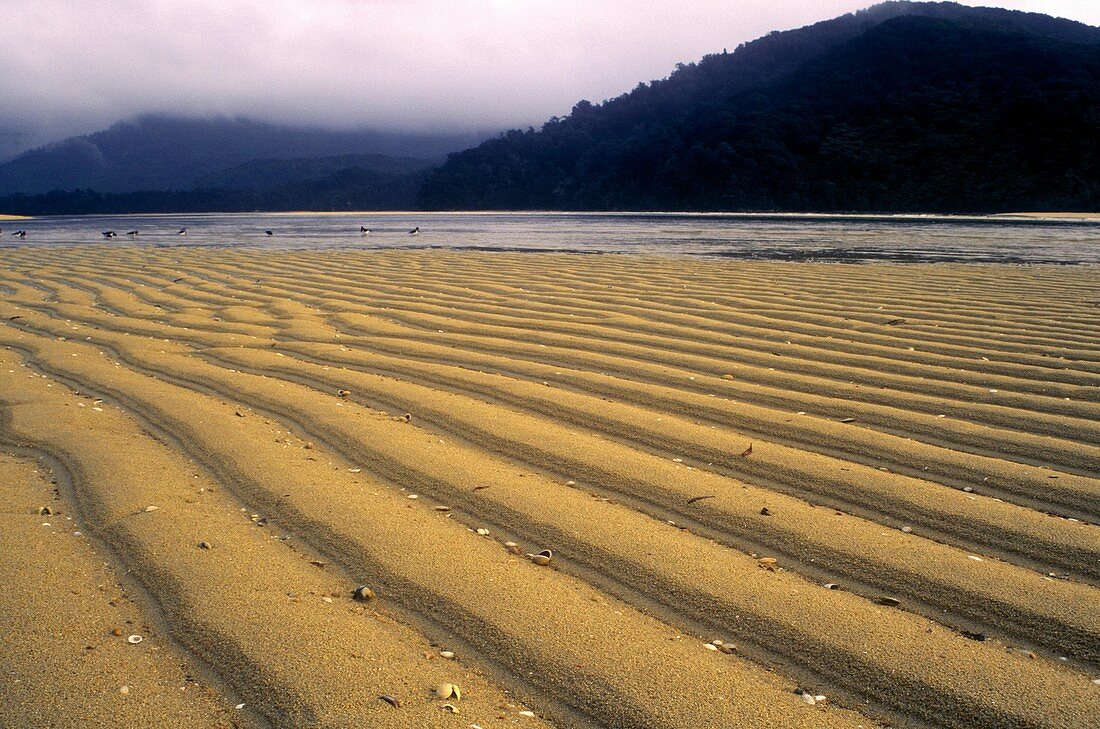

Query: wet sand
0;247;1097;728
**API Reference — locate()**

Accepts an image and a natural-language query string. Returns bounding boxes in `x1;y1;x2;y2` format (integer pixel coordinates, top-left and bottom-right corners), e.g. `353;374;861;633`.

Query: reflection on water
2;211;1097;264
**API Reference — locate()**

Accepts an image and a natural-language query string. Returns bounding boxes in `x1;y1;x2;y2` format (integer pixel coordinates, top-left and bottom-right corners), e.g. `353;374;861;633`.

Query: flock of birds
4;226;423;239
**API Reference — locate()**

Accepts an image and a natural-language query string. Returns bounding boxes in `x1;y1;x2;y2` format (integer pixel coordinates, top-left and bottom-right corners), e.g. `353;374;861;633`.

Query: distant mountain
0;115;487;195
419;1;1100;213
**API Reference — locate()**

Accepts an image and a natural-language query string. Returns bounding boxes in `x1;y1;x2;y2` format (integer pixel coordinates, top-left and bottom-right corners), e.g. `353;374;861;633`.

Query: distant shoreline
2;210;1098;223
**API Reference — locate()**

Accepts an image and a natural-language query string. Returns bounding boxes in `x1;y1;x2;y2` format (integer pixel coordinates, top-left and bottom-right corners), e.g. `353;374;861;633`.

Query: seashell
800;692;816;705
143;505;159;512
337;389;351;398
198;541;212;550
353;586;376;601
875;596;901;607
823;583;839;590
759;507;772;516
518;710;536;718
39;506;52;516
407;494;418;500
507;544;523;555
439;650;455;659
757;557;778;570
718;643;737;654
111;628;123;637
475;528;490;536
901;526;912;533
435;683;460;700
119;685;129;695
442;703;458;713
127;634;143;644
434;505;451;511
531;549;553;566
815;695;827;703
403;413;411;422
379;694;401;708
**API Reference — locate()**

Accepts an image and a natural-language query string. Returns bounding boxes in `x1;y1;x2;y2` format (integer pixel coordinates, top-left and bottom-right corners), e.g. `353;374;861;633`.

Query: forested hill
418;2;1100;213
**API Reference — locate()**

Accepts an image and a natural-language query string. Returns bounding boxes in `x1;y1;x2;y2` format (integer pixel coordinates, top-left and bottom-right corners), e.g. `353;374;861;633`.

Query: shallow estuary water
2;211;1097;264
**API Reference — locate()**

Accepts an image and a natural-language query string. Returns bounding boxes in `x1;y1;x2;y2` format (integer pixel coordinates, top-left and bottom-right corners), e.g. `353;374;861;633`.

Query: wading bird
408;226;420;236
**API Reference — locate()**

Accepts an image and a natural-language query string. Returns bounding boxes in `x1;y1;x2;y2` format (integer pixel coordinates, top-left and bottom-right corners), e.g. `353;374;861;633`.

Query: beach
0;246;1097;728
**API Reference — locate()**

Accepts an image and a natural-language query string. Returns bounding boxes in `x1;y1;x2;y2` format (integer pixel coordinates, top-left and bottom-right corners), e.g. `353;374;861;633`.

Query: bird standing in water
360;226;370;235
408;226;420;236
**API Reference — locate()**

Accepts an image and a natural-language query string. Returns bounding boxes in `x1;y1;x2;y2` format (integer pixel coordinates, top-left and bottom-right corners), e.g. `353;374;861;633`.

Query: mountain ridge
418;1;1100;213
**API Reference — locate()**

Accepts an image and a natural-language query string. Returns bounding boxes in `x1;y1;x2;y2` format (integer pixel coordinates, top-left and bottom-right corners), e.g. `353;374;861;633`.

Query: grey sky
0;0;1096;155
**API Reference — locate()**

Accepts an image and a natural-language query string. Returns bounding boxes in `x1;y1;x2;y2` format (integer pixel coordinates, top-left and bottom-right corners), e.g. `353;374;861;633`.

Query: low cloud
0;0;1094;155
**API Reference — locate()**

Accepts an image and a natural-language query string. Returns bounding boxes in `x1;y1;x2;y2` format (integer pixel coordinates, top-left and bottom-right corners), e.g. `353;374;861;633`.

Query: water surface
3;211;1097;263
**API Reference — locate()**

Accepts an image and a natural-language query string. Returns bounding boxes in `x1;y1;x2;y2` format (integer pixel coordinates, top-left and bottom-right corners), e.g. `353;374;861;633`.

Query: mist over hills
0;116;484;196
2;1;1097;215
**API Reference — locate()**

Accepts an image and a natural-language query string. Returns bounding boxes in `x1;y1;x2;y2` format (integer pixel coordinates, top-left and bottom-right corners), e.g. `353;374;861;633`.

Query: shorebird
265;230;273;236
177;228;187;236
360;226;370;235
408;226;420;236
127;230;139;236
102;231;117;238
12;230;26;238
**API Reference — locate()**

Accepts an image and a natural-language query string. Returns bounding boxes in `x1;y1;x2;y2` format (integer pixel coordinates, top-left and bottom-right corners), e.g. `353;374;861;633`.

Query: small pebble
875;597;901;607
963;486;974;493
801;693;816;705
407;494;419;500
111;628;123;637
901;526;912;533
759;507;772;516
518;710;536;718
440;650;455;659
119;685;129;695
198;541;212;550
143;505;159;512
704;643;718;651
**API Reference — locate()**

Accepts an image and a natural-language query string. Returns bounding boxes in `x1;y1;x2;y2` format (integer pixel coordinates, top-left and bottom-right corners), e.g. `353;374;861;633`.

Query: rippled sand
0;247;1097;728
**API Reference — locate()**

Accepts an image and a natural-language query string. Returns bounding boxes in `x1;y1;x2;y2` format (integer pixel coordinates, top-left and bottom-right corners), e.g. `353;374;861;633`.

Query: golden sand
0;247;1097;728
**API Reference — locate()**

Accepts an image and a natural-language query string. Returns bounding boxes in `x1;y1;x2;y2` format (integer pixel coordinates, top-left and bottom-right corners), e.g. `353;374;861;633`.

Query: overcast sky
0;0;1096;155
